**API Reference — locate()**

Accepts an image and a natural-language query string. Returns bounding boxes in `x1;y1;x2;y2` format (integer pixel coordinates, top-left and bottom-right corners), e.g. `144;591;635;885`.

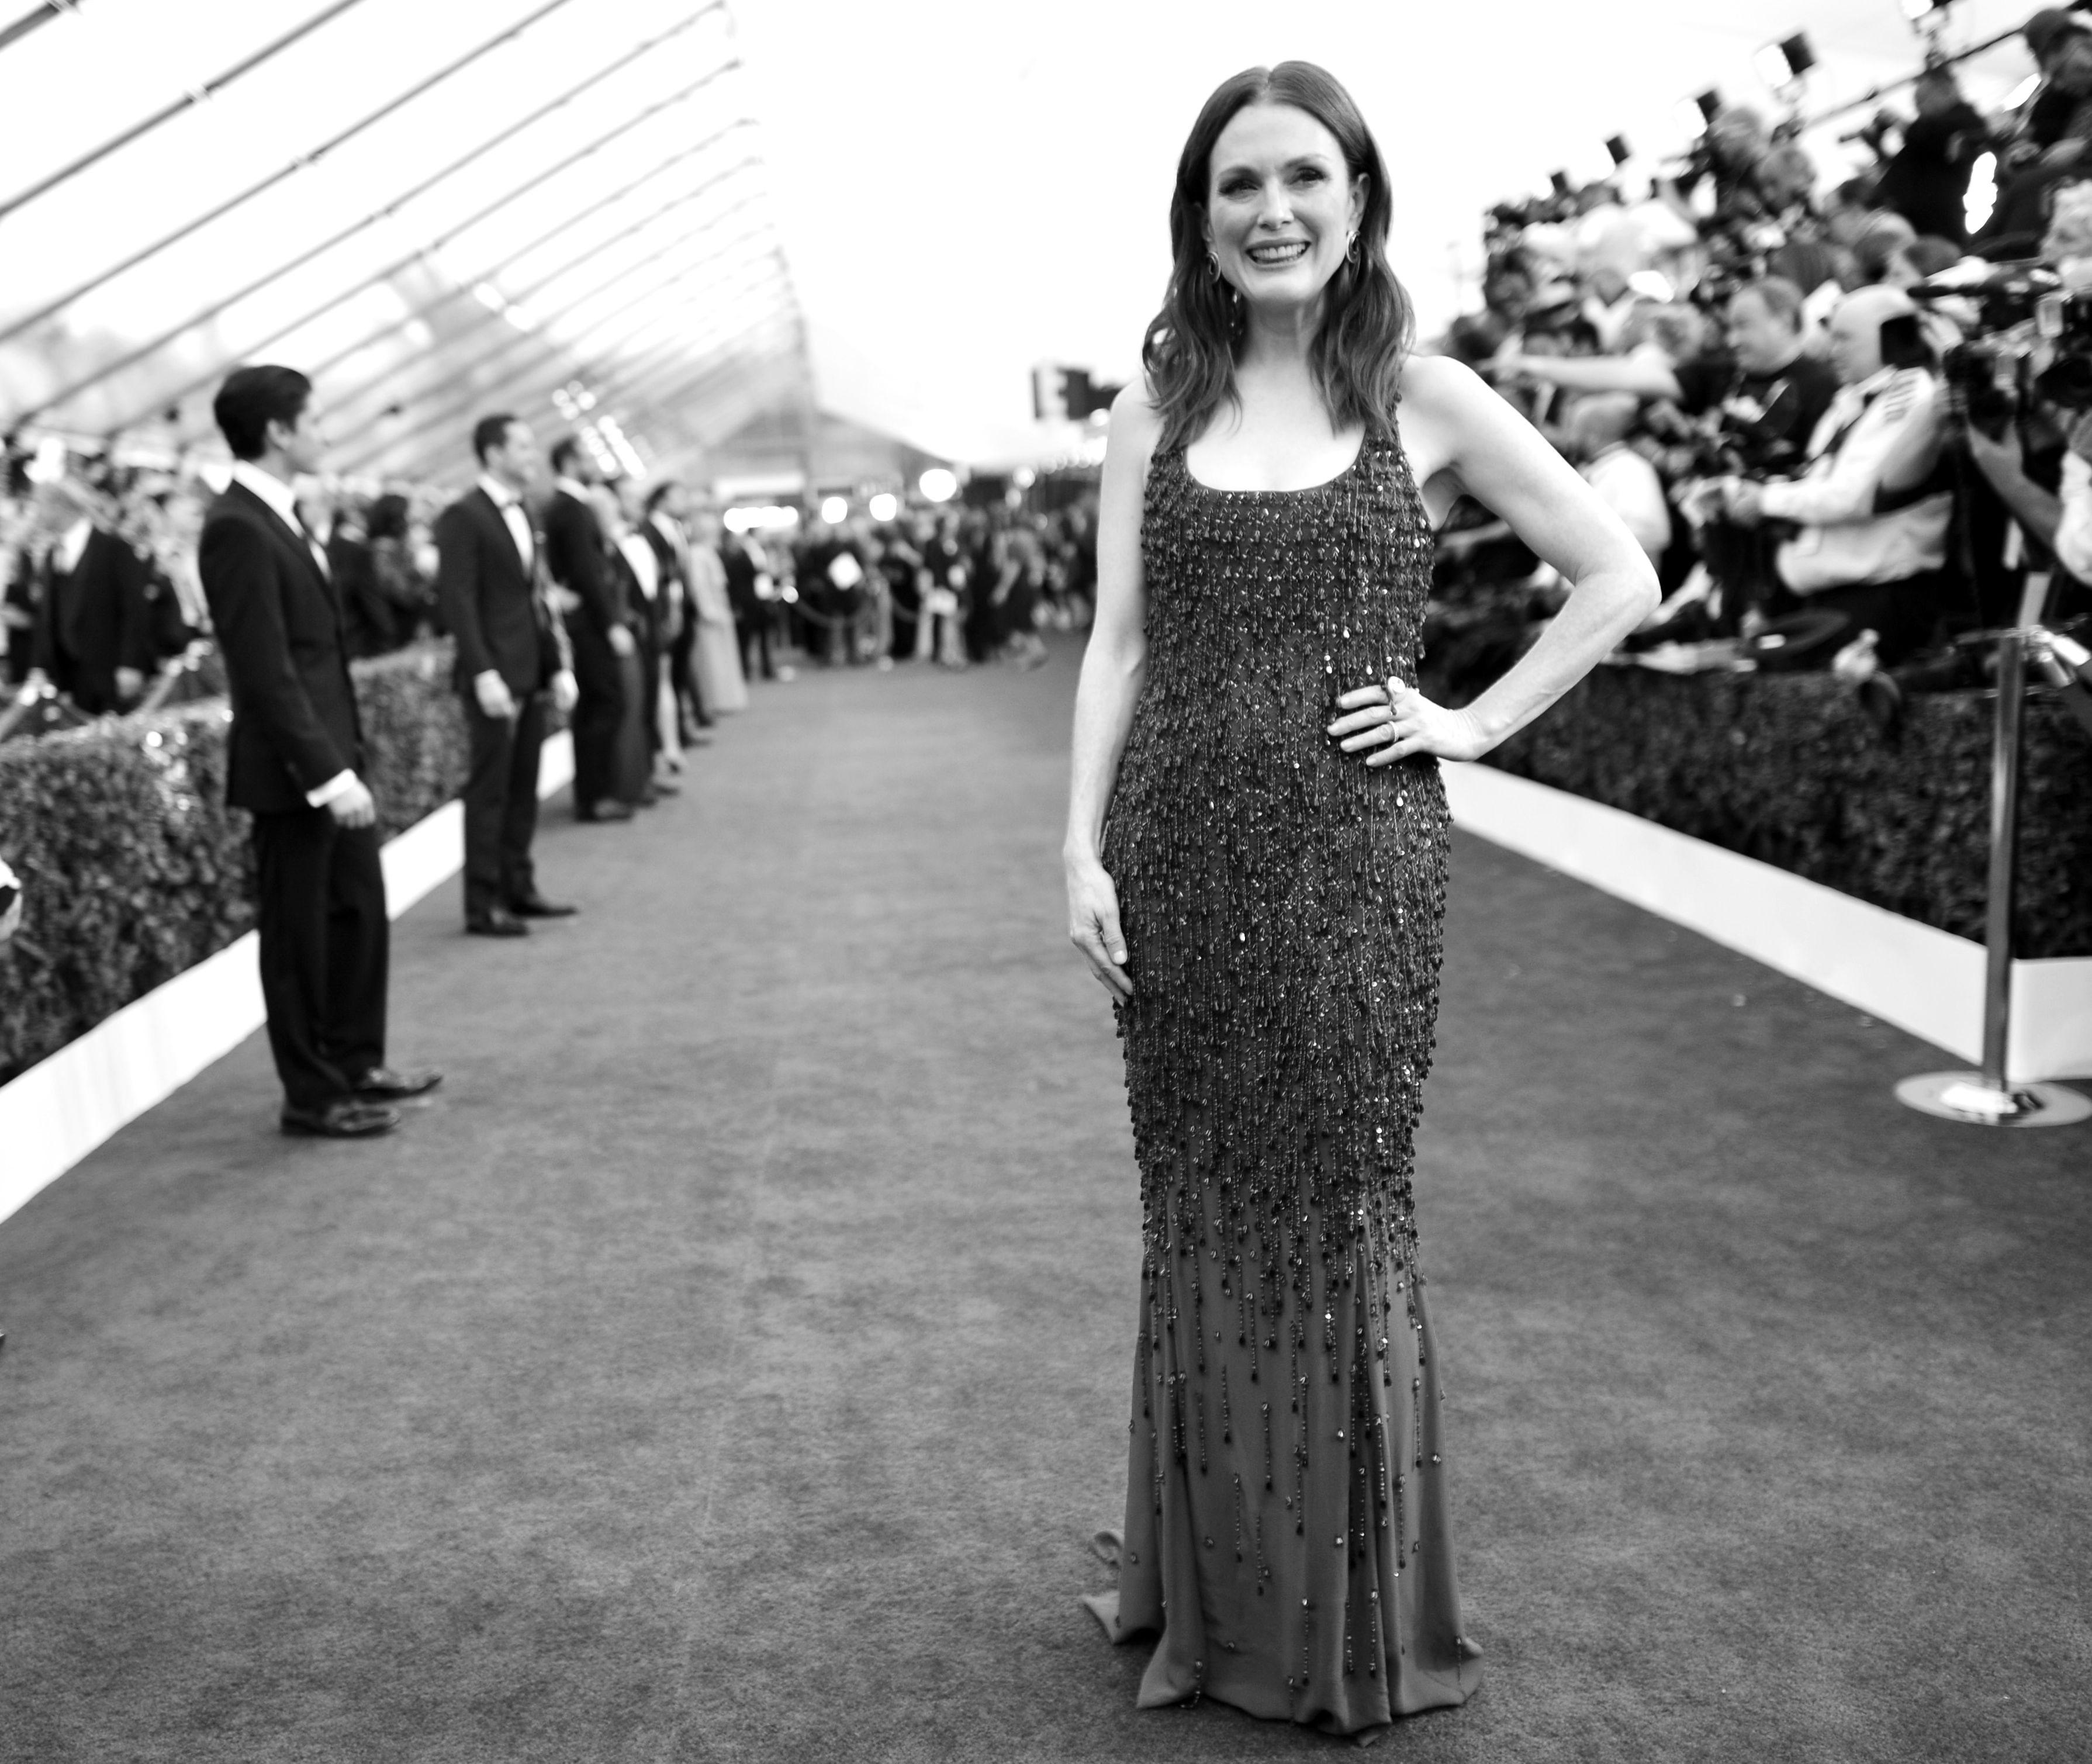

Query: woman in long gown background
1064;63;1659;1743
686;508;749;715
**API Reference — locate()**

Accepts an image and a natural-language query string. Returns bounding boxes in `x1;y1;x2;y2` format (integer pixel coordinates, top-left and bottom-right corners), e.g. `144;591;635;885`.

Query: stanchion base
1895;1072;2092;1127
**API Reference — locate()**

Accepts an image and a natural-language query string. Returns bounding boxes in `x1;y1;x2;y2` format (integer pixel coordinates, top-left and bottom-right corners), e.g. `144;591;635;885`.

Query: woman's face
1204;102;1363;313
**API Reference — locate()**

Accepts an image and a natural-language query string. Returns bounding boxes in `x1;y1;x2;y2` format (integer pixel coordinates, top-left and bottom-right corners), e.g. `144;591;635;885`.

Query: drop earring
1346;231;1360;265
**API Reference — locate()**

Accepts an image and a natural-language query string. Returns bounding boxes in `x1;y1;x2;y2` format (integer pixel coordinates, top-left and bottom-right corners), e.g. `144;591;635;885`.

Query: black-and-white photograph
1;1;2088;1758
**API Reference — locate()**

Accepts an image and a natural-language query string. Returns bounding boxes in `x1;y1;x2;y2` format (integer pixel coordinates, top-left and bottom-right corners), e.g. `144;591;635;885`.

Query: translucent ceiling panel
0;0;805;472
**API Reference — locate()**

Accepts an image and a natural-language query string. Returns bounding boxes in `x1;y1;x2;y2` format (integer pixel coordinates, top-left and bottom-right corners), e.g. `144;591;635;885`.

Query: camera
1915;264;2092;424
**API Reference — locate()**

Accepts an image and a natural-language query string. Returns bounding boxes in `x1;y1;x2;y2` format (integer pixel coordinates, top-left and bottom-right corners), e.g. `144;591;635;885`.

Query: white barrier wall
1440;761;2092;1085
0;732;573;1225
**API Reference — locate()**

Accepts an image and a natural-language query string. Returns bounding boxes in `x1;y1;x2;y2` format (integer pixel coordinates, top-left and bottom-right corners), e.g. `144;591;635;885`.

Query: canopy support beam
5;1;734;427
0;0;587;359
115;93;751;442
0;0;371;223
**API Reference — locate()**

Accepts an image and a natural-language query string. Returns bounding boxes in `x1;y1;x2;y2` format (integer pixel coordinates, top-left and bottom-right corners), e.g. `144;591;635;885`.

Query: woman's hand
1066;853;1133;999
1329;679;1491;766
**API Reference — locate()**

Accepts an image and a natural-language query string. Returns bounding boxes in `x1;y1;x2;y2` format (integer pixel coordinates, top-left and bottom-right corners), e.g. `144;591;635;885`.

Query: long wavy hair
1143;62;1415;454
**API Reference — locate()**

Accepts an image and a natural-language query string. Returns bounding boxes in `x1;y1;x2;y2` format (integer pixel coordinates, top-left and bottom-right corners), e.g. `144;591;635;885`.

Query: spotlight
1755;32;1816;91
918;467;959;503
867;492;898;522
1605;135;1632;167
1676;88;1722;137
819;494;848;524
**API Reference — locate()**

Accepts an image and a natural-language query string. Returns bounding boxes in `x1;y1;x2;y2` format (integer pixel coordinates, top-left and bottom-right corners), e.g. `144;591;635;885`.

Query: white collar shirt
53;517;92;576
479;473;534;573
1759;366;1949;592
554;475;592;504
1581;445;1672;563
230;461;329;578
618;530;659;600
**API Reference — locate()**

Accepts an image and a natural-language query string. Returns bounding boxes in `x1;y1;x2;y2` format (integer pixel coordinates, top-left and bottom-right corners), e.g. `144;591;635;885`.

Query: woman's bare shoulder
1102;379;1166;482
1396;351;1489;418
1111;379;1163;438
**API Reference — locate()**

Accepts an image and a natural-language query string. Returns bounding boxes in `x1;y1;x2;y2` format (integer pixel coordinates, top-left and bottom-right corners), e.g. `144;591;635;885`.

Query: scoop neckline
1178;431;1370;499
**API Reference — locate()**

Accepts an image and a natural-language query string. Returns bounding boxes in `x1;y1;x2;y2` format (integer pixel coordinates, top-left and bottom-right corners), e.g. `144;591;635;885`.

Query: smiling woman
1142;62;1412;469
1064;57;1659;1745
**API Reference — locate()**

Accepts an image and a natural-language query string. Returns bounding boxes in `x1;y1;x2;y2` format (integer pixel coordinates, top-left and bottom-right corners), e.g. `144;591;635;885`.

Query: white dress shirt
1759;366;1951;594
618;531;659;602
51;516;92;577
229;460;355;809
1581;445;1671;563
478;473;534;574
2055;452;2092;585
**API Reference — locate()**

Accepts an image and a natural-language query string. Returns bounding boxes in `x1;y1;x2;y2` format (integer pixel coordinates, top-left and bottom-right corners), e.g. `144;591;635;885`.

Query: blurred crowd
1;443;1099;747
771;497;1097;676
1432;4;2092;707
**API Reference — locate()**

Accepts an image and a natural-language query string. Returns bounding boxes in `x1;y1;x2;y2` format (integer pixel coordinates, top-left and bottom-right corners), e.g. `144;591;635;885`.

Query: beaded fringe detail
1098;429;1479;1737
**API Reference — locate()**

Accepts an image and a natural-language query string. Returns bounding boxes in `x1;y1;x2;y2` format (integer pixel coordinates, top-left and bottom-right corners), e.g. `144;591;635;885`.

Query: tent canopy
0;0;2059;485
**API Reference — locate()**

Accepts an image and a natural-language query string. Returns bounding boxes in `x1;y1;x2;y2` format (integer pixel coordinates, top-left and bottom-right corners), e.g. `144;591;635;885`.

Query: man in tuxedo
199;365;438;1139
643;479;712;741
434;414;581;938
540;438;636;822
21;478;154;714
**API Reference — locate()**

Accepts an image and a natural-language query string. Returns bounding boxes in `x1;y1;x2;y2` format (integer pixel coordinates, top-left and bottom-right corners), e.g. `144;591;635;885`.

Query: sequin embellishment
1099;427;1479;1735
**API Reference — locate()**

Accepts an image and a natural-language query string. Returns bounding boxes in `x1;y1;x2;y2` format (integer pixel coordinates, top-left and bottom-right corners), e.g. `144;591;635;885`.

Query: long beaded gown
1086;422;1481;1738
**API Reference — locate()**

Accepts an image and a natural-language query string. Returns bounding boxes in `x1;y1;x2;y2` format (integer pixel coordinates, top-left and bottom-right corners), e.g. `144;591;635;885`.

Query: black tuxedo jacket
199;480;364;815
721;539;762;620
32;527;153;705
540;489;628;641
434;487;569;697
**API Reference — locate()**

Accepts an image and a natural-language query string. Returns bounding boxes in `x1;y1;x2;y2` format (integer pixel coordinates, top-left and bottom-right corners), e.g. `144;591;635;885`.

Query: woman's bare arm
1333;354;1660;762
1064;383;1158;997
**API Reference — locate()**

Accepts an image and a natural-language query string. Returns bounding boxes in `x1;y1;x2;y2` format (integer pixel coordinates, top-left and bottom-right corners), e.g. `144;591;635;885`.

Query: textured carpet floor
1;645;2087;1763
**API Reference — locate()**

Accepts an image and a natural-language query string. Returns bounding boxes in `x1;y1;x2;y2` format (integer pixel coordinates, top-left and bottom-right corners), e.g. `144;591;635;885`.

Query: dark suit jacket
32;527;153;708
640;517;689;639
721;538;762;621
434;487;570;698
540;490;628;641
199;480;364;815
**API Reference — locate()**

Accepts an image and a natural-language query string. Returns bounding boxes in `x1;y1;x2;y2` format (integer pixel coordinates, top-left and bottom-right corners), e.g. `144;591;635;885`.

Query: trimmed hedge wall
0;641;468;1084
1478;667;2092;959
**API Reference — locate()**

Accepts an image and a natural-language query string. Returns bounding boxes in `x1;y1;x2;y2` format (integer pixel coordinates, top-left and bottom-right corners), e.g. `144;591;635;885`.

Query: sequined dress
1090;424;1480;1737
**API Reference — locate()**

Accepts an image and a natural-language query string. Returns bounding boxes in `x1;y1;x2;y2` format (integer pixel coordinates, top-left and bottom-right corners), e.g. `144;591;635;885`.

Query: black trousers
250;807;388;1112
736;613;773;680
613;647;651;800
669;613;708;727
461;689;546;916
566;621;627;812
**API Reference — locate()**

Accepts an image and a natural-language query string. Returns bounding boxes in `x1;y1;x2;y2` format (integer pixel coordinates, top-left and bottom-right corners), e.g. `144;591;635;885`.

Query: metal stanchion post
1898;572;2090;1127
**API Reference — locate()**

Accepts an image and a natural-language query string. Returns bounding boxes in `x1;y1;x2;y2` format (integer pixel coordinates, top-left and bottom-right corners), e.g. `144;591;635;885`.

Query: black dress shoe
507;893;578;918
649;775;682;797
466;907;530;937
281;1099;399;1138
576;800;634;823
352;1066;443;1100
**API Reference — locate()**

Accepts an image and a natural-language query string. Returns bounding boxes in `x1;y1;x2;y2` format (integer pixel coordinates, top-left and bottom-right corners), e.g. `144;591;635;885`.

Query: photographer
1958;401;2092;603
1496;279;1834;476
1723;286;1951;663
1872;66;1989;248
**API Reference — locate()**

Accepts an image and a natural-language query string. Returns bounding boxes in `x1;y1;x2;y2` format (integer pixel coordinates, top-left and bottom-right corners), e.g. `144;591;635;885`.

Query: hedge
0;641;469;1085
1474;666;2092;959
